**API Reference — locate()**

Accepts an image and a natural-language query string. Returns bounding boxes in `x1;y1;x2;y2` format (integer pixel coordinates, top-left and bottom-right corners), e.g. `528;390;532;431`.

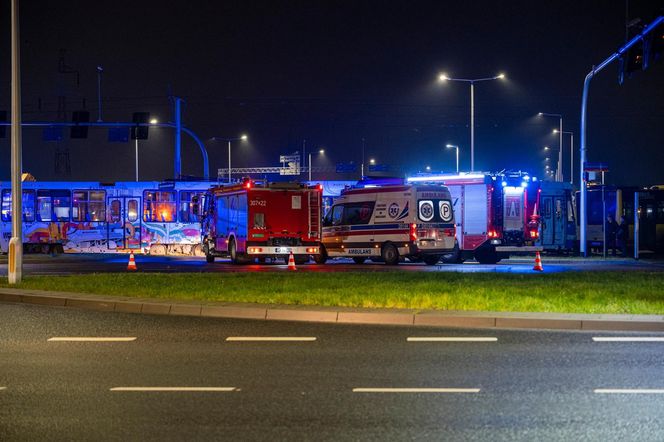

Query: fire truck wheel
313;248;327;264
352;257;366;264
423;255;441;266
204;243;215;263
381;243;399;265
474;247;499;264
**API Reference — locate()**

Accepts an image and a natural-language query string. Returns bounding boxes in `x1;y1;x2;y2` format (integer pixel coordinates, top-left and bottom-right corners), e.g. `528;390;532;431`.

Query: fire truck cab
200;180;322;264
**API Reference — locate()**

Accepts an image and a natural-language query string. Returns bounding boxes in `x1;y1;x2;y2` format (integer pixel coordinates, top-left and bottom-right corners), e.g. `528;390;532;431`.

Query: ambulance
319;182;456;265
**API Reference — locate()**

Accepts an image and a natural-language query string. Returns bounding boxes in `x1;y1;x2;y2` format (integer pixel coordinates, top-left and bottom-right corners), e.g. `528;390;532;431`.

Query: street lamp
538;112;564;182
309;148;325;181
369;158;376;165
213;134;248;183
134;118;159;181
445;144;460;174
439;72;506;171
553;129;575;185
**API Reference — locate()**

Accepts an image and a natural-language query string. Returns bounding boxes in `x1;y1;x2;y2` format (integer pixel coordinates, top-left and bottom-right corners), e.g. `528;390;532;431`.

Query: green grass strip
2;271;664;315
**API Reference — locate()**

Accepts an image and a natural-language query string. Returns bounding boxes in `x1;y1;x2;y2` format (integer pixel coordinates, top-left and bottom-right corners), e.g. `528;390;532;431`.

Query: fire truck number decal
250;200;267;207
439;201;453;222
418;200;434;222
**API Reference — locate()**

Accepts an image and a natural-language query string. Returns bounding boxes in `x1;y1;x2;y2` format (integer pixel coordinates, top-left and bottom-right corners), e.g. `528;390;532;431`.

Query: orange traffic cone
287;252;296;270
533;251;543;272
127;252;137;271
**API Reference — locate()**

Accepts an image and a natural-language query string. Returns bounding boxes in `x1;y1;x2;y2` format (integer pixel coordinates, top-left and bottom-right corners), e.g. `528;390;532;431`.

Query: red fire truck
407;172;541;263
200;180;322;264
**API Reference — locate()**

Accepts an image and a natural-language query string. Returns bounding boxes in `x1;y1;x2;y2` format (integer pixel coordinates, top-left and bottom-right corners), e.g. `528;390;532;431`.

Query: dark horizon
0;0;663;185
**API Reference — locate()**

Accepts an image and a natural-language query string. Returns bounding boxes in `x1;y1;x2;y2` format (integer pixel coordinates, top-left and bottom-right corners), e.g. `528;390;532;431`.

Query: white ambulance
319;183;456;265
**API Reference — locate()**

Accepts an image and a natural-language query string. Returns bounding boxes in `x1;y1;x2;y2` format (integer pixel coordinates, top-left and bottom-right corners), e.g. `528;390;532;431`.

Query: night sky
0;0;663;185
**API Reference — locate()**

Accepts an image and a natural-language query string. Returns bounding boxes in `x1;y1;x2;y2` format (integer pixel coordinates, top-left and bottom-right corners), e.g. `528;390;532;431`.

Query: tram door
107;197;142;250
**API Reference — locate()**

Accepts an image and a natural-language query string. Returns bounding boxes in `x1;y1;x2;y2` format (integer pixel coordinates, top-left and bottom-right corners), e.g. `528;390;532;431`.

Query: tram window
109;200;121;223
179;191;204;222
36;190;70;222
127;200;138;222
143;190;176;222
1;190;35;222
73;190;106;222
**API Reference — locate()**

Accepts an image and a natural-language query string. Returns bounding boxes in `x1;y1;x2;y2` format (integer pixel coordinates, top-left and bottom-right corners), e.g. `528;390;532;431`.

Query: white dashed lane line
0;387;6;391
110;387;237;392
407;337;497;342
48;337;137;342
594;389;664;394
226;337;317;342
352;388;480;393
592;337;664;342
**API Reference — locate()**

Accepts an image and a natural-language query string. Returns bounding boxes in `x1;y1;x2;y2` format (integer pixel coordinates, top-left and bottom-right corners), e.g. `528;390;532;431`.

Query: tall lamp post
538;112;564;182
213;134;248;183
134;118;159;181
553;129;574;185
309;149;325;181
439;72;505;172
445;144;460;174
9;0;22;284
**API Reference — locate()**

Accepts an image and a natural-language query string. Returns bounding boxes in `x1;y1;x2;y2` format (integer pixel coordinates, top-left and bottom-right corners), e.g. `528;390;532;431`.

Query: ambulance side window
331;205;343;226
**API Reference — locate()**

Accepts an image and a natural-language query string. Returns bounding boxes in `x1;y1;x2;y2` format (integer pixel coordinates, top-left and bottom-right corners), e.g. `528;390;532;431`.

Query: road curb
1;288;664;332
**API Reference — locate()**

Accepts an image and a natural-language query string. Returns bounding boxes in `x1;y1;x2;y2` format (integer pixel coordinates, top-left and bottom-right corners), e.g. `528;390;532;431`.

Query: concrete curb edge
1;288;664;332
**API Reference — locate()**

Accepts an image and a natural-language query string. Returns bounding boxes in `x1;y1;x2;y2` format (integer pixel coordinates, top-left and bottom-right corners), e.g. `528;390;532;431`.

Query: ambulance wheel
352;257;366;264
381;243;399;265
423;255;441;266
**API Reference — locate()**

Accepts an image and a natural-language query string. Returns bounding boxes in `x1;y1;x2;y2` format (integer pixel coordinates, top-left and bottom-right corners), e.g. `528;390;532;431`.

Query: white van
319;184;456;265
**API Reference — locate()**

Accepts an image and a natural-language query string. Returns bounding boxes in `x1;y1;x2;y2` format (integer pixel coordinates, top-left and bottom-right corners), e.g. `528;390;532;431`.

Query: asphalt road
0;253;663;275
2;302;664;441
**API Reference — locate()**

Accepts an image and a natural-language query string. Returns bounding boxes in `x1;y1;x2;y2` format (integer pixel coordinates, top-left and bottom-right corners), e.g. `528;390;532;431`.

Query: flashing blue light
523;175;530;181
532;176;538;182
501;181;507;187
521;181;528;188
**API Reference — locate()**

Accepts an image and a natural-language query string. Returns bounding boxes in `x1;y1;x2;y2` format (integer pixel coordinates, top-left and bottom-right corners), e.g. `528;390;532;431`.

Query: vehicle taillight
530;230;539;239
488;229;499;238
443;228;455;237
409;223;417;242
245;181;252;189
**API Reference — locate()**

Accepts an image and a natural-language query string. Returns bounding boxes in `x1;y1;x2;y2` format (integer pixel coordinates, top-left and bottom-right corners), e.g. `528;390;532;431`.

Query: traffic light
131;112;150;140
70;110;89;138
619;19;664;84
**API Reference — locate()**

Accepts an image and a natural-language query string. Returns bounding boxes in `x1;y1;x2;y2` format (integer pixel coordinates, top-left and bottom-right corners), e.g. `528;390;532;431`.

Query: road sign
279;153;301;176
583;162;609;172
368;164;389;172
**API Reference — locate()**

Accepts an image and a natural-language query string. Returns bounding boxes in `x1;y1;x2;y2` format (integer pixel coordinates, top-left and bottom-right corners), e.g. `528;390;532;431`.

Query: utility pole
96;66;103;122
9;0;23;284
173;97;182;179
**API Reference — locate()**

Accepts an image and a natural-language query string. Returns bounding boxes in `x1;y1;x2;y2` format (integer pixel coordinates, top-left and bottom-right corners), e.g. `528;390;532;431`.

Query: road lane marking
592;337;664;342
352;388;480;393
407;337;497;342
48;337;137;342
0;387;6;391
594;389;664;394
226;337;317;342
110;387;236;392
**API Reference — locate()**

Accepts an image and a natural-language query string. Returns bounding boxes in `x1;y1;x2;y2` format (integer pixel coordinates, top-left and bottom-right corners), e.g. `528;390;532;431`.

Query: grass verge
1;272;664;314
